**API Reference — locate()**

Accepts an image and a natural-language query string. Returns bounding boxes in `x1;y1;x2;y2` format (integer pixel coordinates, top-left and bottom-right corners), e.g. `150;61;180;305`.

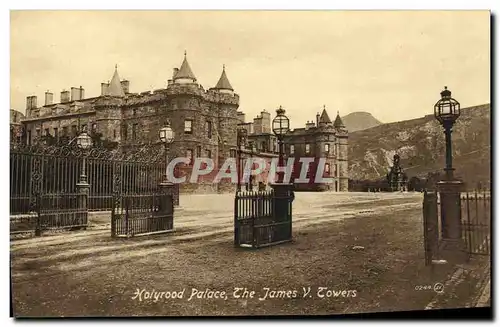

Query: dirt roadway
12;191;481;317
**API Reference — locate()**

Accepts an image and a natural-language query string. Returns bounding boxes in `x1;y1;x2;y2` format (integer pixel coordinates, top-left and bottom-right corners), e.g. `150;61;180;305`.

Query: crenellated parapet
166;83;205;98
94;95;125;108
125;91;168;106
204;89;240;105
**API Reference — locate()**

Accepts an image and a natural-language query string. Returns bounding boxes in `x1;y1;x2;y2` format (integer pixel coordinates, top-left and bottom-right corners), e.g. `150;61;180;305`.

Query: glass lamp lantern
159;124;175;144
272;106;290;137
76;131;92;149
434;86;460;125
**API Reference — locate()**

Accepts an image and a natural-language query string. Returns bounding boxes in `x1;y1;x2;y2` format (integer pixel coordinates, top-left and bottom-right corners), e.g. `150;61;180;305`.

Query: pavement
10;191;491;316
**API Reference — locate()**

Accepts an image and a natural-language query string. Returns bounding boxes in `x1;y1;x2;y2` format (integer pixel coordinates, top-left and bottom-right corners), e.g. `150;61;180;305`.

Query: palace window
324;143;330;153
36;129;41;137
123;127;128;140
206;149;212;159
325;163;330;174
230;149;237;157
184;119;193;134
53;128;59;140
290;145;295;154
132;123;138;140
196;145;202;157
62;126;68;137
113;130;117;139
44;128;50;136
71;125;78;136
206;120;212;139
305;144;310;154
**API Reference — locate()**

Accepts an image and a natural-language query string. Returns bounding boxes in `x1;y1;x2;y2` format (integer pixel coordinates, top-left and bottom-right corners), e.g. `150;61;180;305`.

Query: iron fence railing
461;191;491;256
10;192;87;236
234;189;293;248
423;189;491;264
111;193;174;238
10;143;179;215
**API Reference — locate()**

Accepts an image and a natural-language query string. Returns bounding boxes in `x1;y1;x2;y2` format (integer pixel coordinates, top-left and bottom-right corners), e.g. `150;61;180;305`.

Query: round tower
165;52;205;163
315;106;337;191
334;111;349;192
209;65;240;153
172;51;198;85
94;65;125;143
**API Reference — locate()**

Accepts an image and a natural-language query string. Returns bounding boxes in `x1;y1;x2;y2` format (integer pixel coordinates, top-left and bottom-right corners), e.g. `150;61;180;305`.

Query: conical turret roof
107;65;125;97
319;106;332;124
214;65;233;91
174;51;197;81
334;111;345;128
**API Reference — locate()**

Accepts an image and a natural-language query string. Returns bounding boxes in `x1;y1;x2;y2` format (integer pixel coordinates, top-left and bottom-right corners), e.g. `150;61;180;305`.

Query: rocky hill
342;112;382;132
348;104;491;190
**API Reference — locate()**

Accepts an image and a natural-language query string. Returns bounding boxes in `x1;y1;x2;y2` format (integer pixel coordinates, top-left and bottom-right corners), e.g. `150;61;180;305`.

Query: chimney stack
26;95;37;111
70;87;81;101
120;80;130;93
305;120;315;130
236;111;246;124
260;110;271;134
61;90;70;103
79;86;85;100
44;91;53;106
101;83;109;96
316;112;320;127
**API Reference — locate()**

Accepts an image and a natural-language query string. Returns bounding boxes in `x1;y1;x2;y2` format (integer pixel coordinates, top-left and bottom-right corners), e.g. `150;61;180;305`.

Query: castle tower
318;105;332;128
211;65;239;154
172;51;197;85
94;65;125;143
334;111;349;191
165;52;204;163
314;106;336;191
213;64;234;95
210;65;240;191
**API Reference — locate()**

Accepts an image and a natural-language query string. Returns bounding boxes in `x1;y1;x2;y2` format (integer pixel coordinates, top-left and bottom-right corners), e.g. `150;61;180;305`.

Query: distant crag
348;104;491;190
341;111;382;133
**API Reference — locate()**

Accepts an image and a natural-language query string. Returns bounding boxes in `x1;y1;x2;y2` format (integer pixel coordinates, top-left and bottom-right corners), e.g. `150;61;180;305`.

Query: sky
10;10;490;127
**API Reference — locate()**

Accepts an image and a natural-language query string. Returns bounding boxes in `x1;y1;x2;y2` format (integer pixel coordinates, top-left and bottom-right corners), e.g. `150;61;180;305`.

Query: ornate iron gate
423;189;491;263
111;193;173;238
110;155;175;238
234;189;293;248
10;144;88;236
10;142;175;237
461;191;491;256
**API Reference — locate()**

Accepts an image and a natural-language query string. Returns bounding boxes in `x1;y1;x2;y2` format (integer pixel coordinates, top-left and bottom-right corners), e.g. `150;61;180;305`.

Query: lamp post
271;106;293;241
434;86;461;181
433;86;467;263
247;141;256;191
159;122;175;184
76;130;92;183
236;126;248;192
76;130;92;233
272;106;290;183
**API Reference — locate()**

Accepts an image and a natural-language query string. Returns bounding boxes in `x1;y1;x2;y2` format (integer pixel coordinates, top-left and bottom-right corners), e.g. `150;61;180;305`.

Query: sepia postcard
9;10;491;319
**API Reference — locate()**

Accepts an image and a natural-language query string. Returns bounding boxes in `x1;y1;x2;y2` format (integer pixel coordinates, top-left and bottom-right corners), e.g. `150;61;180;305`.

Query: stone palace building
10;52;349;192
